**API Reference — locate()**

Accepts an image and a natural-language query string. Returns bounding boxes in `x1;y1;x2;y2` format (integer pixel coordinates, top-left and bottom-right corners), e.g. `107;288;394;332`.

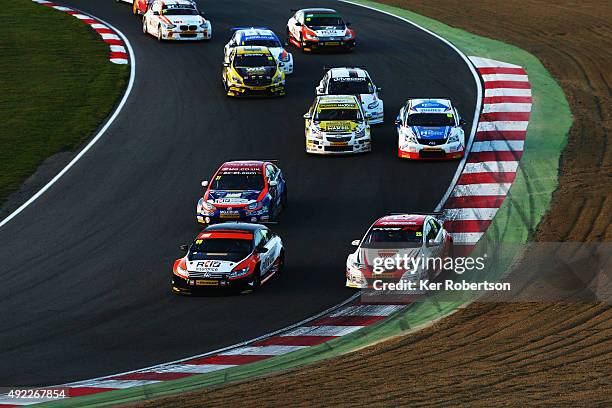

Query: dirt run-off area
130;1;611;406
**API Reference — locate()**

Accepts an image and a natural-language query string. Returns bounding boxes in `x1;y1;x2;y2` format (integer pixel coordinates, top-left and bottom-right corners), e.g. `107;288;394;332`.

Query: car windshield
315;107;361;121
328;78;373;95
234;54;276;67
211;173;263;191
189;238;252;262
362;227;423;247
242;39;281;48
305;15;344;28
162;7;198;16
408;113;455;127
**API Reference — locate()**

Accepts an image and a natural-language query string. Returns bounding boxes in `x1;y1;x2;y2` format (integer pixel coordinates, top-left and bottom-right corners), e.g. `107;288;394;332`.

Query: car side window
261;229;269;244
254;230;263;248
427;220;440;240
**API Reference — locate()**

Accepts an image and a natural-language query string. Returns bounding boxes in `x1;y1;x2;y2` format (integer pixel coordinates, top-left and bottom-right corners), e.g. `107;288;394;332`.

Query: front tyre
157;24;163;41
142;18;148;35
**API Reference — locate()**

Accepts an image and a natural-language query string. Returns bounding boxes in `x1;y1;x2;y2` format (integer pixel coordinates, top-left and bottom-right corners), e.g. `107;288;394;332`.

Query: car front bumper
306;135;371;155
162;29;211;41
398;140;464;160
226;83;286;97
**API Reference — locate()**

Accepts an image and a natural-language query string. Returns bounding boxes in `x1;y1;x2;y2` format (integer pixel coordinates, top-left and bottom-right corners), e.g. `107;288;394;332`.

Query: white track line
0;17;135;229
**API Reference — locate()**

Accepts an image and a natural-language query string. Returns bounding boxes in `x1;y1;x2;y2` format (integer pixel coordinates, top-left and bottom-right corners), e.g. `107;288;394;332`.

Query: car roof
236;28;279;42
328;67;368;79
203;222;266;233
373;214;428;227
317;95;359;105
234;46;272;55
407;98;453;114
162;0;196;6
219;160;265;172
300;8;339;14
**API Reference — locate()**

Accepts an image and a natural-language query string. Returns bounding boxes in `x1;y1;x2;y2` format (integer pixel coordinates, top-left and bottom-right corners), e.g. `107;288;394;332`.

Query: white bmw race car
142;0;212;41
396;98;466;160
316;67;384;124
303;95;371;154
224;27;293;75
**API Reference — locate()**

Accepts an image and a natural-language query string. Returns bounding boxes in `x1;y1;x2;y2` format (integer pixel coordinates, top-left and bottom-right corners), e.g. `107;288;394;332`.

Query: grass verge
0;0;128;204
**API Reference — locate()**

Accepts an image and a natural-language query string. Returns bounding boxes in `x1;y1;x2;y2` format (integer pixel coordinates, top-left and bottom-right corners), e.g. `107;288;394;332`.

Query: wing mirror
316;87;325;95
201;180;209;187
351;239;360;246
394;118;401;126
303;112;312;120
295;22;302;26
269;180;278;187
377;86;382;92
180;244;189;252
223;62;230;67
459;118;467;126
153;11;159;15
427;239;439;247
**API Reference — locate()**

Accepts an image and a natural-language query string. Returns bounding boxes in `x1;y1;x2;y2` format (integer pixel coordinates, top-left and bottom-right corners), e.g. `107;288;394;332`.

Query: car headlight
202;201;216;213
448;130;461;143
176;264;189;278
164;23;176;29
304;30;318;40
229;267;250;279
355;128;366;139
246;201;263;211
228;72;242;84
309;125;323;139
367;100;380;109
278;50;290;62
273;74;284;85
200;20;208;29
403;128;417;143
343;30;354;40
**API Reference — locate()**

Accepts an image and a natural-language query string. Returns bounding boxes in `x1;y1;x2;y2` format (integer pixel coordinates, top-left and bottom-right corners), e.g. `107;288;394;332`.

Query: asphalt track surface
0;0;477;386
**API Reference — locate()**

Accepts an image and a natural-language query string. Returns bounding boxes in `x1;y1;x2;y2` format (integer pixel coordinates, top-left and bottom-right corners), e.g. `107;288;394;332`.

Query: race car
345;213;453;289
396;98;466;160
142;0;212;41
196;160;287;225
222;46;286;97
172;223;285;294
316;67;384;124
225;27;293;75
115;0;153;16
287;8;355;52
303;95;371;154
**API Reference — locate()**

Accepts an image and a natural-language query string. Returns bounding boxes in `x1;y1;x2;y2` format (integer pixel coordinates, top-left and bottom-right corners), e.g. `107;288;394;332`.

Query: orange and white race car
172;223;285;294
142;0;211;41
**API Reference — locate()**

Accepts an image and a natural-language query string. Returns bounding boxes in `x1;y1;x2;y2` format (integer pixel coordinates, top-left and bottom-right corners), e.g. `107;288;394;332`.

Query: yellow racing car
222;46;286;97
